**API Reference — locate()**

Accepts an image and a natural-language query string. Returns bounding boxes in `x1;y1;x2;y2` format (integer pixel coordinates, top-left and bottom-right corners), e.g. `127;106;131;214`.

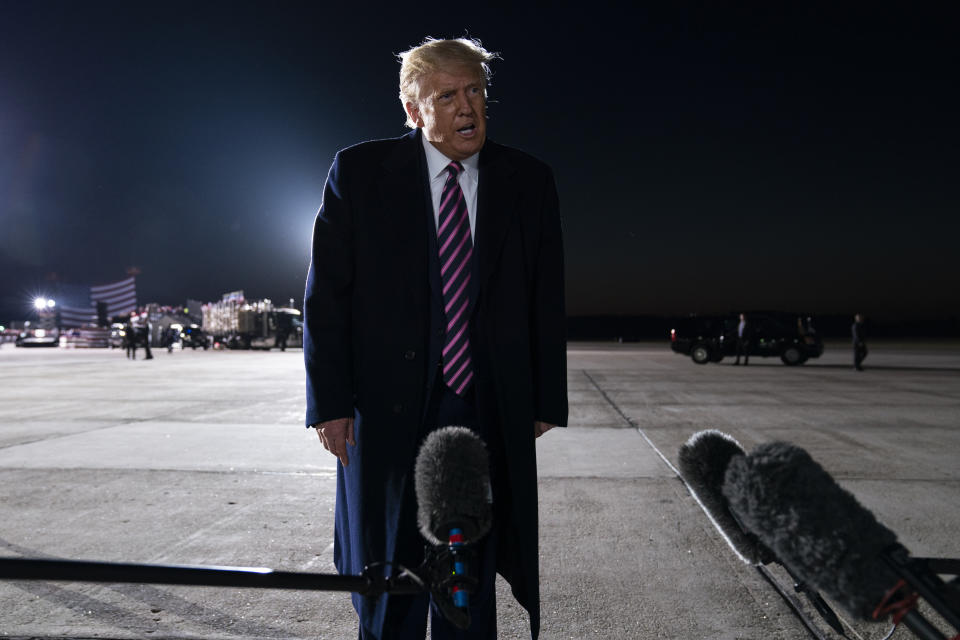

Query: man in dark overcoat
734;312;751;366
303;38;567;639
852;313;867;371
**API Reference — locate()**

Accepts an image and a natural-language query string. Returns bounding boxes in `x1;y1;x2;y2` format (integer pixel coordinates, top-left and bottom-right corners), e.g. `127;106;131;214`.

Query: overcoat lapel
377;131;430;312
475;142;520;305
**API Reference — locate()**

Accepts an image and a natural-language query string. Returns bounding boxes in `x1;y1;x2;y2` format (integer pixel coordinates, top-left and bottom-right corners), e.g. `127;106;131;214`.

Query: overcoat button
404;350;416;360
392;404;403;414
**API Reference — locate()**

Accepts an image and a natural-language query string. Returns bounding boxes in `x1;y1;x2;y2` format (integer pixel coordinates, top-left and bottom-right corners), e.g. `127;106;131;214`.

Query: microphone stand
0;556;422;596
875;549;960;640
0;547;478;631
728;505;847;639
755;564;834;640
783;568;848;638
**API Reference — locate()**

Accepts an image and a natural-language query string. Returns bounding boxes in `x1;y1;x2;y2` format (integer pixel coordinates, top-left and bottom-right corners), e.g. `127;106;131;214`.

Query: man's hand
534;421;555;438
314;417;355;466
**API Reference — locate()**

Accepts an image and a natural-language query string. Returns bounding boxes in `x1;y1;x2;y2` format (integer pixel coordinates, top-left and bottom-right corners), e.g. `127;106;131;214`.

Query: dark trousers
360;381;498;640
854;342;868;369
735;338;749;365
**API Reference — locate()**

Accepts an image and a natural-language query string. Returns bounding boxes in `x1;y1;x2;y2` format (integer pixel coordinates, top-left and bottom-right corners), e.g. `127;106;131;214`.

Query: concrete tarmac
0;341;958;639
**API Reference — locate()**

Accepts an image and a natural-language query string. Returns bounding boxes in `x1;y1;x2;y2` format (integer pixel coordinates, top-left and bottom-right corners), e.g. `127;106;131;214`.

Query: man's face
405;65;486;161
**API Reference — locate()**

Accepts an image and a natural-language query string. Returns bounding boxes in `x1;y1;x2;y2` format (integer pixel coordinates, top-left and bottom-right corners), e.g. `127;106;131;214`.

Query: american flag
58;305;97;326
57;277;138;327
90;277;137;316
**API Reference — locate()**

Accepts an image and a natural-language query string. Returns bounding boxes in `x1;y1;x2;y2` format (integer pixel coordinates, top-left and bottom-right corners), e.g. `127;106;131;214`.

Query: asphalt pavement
0;340;957;639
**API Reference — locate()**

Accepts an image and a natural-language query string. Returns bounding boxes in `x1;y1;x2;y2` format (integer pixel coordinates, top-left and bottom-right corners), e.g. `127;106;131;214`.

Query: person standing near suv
734;313;751;365
852;313;868;371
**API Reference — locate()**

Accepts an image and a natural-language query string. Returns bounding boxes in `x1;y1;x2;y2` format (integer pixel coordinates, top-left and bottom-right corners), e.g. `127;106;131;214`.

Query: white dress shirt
421;134;479;239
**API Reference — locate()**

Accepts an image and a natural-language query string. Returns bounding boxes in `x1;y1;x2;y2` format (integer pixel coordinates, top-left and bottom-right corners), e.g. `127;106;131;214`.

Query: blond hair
398;37;499;128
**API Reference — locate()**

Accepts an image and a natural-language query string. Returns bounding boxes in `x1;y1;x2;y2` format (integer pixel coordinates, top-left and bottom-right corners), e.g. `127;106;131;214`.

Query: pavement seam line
581;369;682;476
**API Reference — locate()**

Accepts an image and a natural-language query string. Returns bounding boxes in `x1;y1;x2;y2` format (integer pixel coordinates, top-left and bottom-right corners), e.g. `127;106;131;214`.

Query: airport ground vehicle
178;324;209;349
668;316;726;364
109;323;127;348
670;313;823;366
60;327;109;348
202;292;302;350
15;319;60;347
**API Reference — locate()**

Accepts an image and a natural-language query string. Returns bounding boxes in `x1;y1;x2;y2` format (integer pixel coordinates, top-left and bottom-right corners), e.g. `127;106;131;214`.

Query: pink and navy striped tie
438;161;474;396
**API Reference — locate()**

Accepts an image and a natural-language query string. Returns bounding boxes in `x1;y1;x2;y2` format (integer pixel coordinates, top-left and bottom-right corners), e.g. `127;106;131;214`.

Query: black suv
670;313;823;366
179;324;210;350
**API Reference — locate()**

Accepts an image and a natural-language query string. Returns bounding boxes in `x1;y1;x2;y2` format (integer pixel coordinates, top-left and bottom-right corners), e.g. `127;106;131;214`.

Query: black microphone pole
725;505;847;638
878;550;960;638
898;611;948;640
0;557;423;597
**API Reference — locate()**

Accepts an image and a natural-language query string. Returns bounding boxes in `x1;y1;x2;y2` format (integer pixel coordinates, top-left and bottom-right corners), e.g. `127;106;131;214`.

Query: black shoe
733;361;740;366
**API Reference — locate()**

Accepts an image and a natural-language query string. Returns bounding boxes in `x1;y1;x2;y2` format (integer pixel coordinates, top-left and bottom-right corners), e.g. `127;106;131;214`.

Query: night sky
2;2;958;323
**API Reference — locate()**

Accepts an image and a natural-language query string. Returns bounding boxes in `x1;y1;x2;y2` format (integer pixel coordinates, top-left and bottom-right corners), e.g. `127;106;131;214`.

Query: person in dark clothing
139;325;154;360
124;321;137;359
303;37;567;640
129;315;153;360
162;326;177;353
734;313;751;366
275;314;291;352
803;316;818;345
852;313;867;371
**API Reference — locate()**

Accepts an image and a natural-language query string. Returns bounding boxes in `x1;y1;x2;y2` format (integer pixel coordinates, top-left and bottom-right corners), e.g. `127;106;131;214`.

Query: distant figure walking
162;326;178;353
128;314;153;361
734;313;751;366
140;325;154;360
275;314;291;352
852;313;867;371
798;316;817;346
124;321;137;359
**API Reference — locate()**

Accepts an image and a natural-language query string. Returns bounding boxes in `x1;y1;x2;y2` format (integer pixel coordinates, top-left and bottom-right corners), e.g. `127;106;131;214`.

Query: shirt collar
421;133;479;184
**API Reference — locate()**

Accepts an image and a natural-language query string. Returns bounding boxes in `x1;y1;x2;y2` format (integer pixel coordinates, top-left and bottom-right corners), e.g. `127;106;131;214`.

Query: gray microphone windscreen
414;426;493;546
723;442;901;620
678;430;773;565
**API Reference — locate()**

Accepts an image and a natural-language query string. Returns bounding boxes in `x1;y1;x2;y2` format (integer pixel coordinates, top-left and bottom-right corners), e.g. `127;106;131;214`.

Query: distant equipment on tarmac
15;318;60;347
202;291;302;350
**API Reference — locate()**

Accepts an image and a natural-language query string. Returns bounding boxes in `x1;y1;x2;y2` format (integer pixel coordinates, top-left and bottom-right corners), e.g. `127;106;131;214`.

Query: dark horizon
2;3;958;325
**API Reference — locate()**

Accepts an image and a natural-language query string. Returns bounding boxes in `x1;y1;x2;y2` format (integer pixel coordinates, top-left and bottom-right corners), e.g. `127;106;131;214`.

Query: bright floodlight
34;298;47;310
46;299;56;308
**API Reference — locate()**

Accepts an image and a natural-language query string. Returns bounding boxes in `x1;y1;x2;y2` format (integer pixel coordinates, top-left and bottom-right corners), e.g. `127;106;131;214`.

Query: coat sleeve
304;152;355;427
531;167;568;428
